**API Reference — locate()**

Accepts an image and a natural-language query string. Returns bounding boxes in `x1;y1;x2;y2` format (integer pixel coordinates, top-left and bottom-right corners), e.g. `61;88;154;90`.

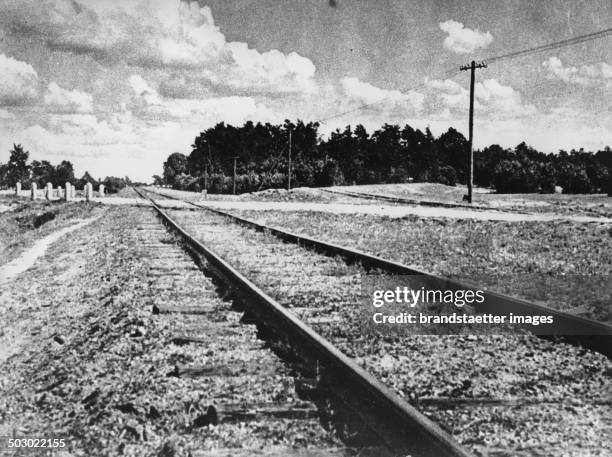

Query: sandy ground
144;187;612;223
182;200;612;223
4;191;611;222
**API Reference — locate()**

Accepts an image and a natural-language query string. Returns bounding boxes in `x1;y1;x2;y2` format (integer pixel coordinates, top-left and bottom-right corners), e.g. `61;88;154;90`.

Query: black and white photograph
0;1;610;456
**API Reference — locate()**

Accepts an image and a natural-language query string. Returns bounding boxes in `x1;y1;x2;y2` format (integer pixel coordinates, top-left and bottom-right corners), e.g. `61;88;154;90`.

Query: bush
435;165;457;187
102;177;127;194
555;162;595;193
492;160;542;193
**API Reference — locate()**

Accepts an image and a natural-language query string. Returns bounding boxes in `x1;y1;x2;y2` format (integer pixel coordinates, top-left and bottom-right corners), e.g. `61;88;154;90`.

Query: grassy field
0;197;104;267
234;209;612;322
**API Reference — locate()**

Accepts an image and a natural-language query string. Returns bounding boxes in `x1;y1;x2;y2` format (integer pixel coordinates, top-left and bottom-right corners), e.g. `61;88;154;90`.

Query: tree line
160;120;612;195
0;144;130;193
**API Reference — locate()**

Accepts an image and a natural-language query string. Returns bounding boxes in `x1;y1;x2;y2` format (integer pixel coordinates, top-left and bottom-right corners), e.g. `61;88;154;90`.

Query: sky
0;0;610;181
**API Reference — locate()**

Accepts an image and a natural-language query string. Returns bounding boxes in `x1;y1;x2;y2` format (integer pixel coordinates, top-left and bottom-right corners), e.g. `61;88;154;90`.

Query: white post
98;184;105;197
65;182;71;201
31;183;37;200
57;186;62;199
46;183;53;200
85;183;93;201
15;182;21;196
70;185;75;199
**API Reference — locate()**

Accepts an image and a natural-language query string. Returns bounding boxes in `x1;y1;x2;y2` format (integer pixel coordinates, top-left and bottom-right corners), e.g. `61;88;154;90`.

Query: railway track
134;187;611;456
139;187;612;358
320;188;499;211
131;188;473;457
322;188;612;219
128;210;390;456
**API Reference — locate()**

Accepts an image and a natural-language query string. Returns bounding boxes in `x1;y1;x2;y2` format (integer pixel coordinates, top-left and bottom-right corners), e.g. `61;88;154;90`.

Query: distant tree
590;147;612;194
163;152;188;187
434;165;457;186
595;146;612;168
53;160;75;186
539;162;557;193
152;175;164;185
6;144;30;187
75;171;98;189
31;160;55;187
174;173;200;192
102;176;127;194
158;121;611;195
0;162;9;188
369;123;403;182
475;144;509;188
492;160;534;193
436;127;468;182
555;161;593;193
403;126;437;183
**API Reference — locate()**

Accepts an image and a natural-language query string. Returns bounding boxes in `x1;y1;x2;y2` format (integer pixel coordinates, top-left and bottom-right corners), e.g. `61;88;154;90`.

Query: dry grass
235;210;612;322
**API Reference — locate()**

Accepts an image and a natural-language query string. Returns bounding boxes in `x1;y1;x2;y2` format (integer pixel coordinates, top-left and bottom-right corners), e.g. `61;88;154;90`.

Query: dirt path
0;217;100;286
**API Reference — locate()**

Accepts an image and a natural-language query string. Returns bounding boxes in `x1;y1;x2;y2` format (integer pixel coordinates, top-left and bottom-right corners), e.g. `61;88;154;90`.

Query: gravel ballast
165;207;612;457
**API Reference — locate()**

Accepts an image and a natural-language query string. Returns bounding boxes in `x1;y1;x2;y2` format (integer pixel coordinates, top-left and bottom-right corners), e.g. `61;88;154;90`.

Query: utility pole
460;60;487;204
204;162;208;193
204;143;211;193
233;156;238;195
288;128;292;191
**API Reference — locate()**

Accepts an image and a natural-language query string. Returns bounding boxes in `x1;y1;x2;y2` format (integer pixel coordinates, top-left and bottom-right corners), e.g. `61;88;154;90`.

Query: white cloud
126;74;277;123
439;20;493;54
128;74;164;116
0;108;14;120
340;77;424;111
0;0;317;98
425;77;535;118
11;120;178;180
543;57;612;86
44;82;93;113
0;53;39;105
476;79;535;116
425;78;468;109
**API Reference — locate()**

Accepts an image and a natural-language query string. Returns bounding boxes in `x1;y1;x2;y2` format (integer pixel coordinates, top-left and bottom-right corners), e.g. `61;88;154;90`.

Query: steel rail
138;188;612;357
321;188;509;211
133;187;474;457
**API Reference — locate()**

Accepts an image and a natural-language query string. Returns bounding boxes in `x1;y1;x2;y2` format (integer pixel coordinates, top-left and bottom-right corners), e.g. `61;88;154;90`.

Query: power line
317;26;612;126
482;26;612;65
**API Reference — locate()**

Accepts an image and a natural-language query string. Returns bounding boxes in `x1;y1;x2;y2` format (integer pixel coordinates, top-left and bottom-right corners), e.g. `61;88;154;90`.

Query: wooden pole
204;163;208;194
467;60;475;204
233;156;238;195
288;128;292;191
205;143;210;193
460;60;487;204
